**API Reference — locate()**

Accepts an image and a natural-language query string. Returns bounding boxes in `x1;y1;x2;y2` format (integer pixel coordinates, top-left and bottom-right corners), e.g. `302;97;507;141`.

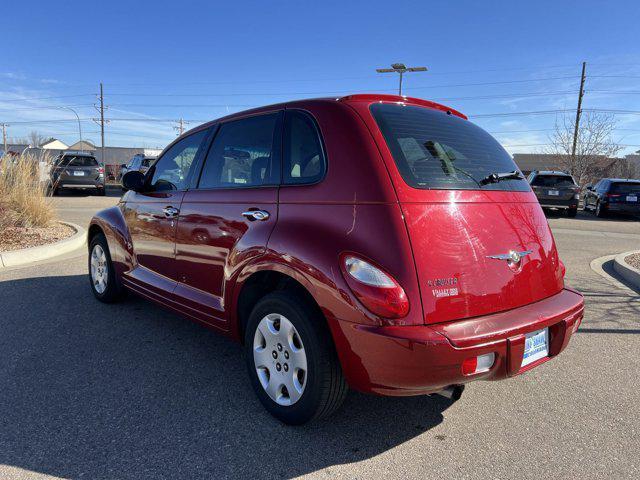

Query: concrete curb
613;250;640;290
0;222;86;269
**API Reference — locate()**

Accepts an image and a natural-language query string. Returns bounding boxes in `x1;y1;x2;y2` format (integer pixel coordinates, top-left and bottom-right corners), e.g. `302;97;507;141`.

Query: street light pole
376;63;427;96
60;106;83;151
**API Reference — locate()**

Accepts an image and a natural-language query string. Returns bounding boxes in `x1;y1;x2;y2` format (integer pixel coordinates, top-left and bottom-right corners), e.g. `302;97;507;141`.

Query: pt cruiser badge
486;249;533;266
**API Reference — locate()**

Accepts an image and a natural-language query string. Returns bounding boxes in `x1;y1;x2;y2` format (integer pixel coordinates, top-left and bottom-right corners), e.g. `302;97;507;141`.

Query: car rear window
370;103;528;191
531;175;576;187
610;182;640;194
61;156;98;167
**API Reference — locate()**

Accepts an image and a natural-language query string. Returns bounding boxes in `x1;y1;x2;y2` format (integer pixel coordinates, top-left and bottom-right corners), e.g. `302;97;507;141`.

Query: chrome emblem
486;249;533;265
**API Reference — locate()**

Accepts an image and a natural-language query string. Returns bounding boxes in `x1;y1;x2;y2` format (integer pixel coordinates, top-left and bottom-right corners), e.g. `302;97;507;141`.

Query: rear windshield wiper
479;170;524;186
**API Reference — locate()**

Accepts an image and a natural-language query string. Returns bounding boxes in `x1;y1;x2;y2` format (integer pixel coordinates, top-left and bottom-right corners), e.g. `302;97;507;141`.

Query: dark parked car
583;178;640;217
49;151;105;195
88;94;583;424
527;170;579;217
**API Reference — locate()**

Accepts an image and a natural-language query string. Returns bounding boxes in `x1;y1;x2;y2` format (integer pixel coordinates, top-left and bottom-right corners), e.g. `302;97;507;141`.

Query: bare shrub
0;153;55;229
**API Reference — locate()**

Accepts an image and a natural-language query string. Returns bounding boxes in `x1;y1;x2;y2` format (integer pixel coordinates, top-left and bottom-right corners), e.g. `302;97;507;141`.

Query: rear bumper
604;203;640;213
538;198;578;209
328;288;584;396
58;177;104;189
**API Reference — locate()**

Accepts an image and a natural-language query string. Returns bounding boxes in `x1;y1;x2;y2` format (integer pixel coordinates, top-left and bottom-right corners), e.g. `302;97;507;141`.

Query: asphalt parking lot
1;191;639;479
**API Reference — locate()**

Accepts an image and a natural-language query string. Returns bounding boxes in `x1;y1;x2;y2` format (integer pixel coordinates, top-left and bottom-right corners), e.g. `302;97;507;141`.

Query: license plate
522;328;549;367
627;195;638;202
73;171;84;176
548;190;560;196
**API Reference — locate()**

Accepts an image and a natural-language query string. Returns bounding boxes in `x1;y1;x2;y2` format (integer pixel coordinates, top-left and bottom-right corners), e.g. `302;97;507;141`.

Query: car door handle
163;206;180;218
242;210;270;221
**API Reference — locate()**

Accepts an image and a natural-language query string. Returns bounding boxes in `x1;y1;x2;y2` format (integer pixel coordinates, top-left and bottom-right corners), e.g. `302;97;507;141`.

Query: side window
198;114;278;189
597;180;606;192
283;110;326;185
150;130;207;191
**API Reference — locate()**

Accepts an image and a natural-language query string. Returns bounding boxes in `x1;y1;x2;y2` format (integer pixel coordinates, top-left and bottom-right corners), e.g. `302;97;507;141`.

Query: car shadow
0;274;452;479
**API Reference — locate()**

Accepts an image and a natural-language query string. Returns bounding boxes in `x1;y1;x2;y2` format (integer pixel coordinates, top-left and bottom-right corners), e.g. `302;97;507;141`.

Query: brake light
340;254;409;319
607;193;621;198
98;166;104;174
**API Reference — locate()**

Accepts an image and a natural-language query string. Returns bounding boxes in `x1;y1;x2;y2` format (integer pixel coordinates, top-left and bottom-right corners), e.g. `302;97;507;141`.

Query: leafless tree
8;131;51;147
613;158;640;179
27;131;51;147
547;112;621;185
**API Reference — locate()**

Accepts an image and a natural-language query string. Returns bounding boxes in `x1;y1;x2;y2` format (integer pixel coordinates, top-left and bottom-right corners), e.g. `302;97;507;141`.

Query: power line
0;93;96;102
6;108;640;125
0;104;94;111
101;75;581;98
471;108;640;118
589;75;640;79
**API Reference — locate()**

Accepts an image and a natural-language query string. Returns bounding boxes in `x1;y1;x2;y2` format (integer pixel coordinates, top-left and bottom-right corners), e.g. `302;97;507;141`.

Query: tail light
98;166;104;174
607;193;621;198
340;254;409;319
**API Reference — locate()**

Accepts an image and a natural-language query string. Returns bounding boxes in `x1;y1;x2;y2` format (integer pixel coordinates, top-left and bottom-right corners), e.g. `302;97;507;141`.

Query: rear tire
89;233;125;303
596;201;606;218
567;207;577;217
244;292;347;425
95;187;106;196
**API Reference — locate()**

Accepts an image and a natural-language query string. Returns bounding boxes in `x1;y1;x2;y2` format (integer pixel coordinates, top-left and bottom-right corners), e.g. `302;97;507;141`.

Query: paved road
1;194;639;479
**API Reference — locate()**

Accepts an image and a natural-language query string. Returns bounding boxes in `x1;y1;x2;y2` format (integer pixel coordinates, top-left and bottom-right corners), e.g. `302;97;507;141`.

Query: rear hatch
609;181;640;207
56;155;101;182
530;174;578;203
369;102;564;324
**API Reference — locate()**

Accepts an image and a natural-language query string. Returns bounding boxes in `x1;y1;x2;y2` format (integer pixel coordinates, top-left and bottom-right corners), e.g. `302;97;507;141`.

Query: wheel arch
89;206;134;277
232;263;325;345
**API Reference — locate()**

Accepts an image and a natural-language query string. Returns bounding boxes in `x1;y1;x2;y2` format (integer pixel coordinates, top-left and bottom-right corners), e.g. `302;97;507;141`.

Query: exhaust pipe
435;385;465;401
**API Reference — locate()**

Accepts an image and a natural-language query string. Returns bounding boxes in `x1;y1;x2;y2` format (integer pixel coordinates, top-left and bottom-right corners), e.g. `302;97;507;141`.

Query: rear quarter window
371;103;528;191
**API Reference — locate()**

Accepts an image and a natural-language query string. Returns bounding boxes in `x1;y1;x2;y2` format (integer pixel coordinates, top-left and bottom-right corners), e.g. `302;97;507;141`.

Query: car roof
60;150;95;157
179;93;467;137
602;178;640;183
533;170;572;176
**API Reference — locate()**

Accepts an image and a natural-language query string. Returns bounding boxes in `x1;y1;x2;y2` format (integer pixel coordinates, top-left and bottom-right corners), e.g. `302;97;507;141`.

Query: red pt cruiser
89;94;584;424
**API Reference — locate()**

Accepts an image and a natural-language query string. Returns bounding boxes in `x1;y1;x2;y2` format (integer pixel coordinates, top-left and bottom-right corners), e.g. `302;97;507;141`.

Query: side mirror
122;170;146;192
585;184;593;191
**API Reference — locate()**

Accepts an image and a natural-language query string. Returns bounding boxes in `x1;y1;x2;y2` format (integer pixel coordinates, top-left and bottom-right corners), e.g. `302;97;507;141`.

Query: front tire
89;233;125;303
244;292;347;425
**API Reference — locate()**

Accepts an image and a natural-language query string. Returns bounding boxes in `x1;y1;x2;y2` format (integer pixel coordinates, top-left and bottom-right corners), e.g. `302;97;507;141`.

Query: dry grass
0;153;55;229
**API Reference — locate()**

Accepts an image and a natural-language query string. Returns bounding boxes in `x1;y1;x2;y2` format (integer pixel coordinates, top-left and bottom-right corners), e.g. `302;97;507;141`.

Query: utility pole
100;82;105;166
571;61;587;159
376;63;428;96
174;118;187;136
1;123;7;156
93;83;109;163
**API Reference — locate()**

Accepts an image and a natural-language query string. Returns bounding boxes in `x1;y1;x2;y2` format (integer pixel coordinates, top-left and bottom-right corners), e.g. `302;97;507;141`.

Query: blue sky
2;0;640;155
